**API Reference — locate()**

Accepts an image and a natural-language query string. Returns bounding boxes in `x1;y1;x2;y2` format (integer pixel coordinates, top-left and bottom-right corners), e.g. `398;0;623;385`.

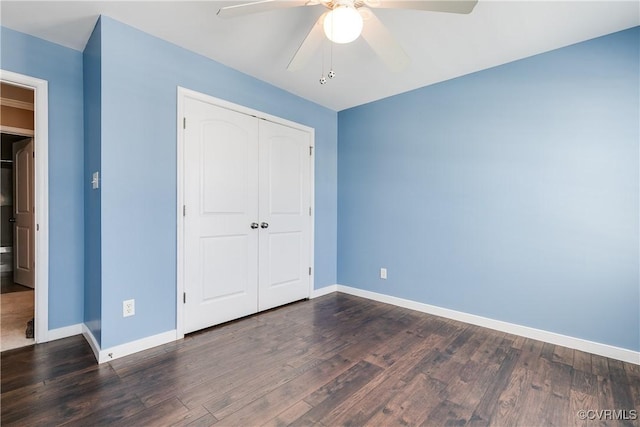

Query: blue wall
1;27;85;329
338;27;640;351
83;19;102;343
98;16;337;348
4;17;636;354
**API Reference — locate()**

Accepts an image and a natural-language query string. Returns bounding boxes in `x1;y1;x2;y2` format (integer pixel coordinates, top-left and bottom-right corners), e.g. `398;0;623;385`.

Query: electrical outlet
123;299;135;317
380;268;387;280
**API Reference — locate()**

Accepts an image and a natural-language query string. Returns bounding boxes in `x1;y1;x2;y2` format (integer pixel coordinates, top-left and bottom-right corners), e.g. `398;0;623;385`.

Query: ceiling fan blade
360;9;410;72
366;0;477;14
287;13;327;71
217;0;310;19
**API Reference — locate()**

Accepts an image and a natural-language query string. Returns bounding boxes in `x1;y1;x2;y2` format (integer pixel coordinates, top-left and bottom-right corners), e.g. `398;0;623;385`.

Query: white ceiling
1;1;638;111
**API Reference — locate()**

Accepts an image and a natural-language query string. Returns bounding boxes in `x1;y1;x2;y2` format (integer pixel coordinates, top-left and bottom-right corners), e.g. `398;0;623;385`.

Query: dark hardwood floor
1;293;638;426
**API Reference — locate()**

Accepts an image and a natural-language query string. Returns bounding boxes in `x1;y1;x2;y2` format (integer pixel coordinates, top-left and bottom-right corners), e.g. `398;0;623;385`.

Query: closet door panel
183;99;259;334
258;120;311;311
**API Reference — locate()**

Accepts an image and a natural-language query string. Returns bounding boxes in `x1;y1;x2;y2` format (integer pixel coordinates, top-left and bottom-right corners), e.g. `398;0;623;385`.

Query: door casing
1;70;49;343
176;87;315;339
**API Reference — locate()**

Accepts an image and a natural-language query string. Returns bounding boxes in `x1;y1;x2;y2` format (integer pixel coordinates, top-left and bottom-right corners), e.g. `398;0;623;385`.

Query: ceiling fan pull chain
328;36;336;79
320;40;327;85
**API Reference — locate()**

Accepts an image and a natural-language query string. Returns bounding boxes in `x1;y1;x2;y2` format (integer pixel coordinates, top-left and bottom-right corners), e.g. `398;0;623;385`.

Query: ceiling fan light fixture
323;5;363;44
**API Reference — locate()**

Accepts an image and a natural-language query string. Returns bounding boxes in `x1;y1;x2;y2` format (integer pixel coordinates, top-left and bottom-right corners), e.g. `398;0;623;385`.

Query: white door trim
176;86;315;338
1;69;49;343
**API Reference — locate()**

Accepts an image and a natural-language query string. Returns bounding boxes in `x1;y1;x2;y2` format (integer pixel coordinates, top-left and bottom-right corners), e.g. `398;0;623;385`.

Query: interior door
183;99;259;334
12;137;34;288
258;120;311;311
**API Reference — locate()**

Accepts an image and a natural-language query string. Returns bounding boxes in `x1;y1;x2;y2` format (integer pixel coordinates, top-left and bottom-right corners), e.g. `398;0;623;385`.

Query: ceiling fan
217;0;478;72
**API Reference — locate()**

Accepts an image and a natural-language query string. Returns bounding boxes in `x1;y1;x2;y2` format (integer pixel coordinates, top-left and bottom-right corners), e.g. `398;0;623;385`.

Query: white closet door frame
175;87;315;339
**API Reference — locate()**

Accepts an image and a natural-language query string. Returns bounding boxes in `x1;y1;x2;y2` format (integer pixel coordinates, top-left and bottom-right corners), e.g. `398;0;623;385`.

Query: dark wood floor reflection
1;293;639;426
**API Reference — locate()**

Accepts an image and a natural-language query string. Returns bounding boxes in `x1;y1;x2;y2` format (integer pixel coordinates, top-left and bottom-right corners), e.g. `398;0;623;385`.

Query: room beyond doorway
0;70;49;351
0;82;36;350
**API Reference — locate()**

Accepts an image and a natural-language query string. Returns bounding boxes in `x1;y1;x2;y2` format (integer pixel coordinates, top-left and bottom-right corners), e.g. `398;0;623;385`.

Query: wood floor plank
512;338;544;371
184;412;218;427
573;349;593;374
623;360;640;379
446;325;492;362
597;375;616;411
568;390;598;427
471;330;507;364
60;396;148;426
607;360;637;425
511;366;554;426
512;358;572;427
552;344;575;367
571;367;598;396
134;329;318;407
468;347;520;426
261;400;313;427
284;337;351;370
365;373;446;427
0;335;97;392
489;366;534;427
363;317;432;368
111;397;191;427
207;353;354;424
292;360;383;425
510;335;527;350
2;363;145;426
151;329;331;409
178;364;292;411
628;380;640;425
2;293;638;427
321;374;408;427
301;360;383;408
591;354;611;377
422;399;471;427
317;334;446;426
399;330;467;384
540;342;556;362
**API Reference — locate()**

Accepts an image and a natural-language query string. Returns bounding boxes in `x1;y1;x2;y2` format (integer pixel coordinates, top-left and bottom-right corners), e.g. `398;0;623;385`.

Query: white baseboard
335;285;640;365
311;284;338;298
97;330;177;364
47;323;83;342
82;324;101;362
81;326;177;364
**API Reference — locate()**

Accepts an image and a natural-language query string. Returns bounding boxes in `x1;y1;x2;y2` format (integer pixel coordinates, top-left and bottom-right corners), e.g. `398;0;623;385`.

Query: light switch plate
91;171;100;189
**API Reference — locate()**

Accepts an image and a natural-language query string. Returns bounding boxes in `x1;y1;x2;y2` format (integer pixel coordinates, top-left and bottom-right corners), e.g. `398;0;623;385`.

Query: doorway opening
0;82;36;351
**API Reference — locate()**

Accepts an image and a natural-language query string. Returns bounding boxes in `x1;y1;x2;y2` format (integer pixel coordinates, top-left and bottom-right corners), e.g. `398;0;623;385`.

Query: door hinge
183;292;186;303
309;267;312;276
36;224;39;231
183;205;186;217
309;206;312;216
309;146;313;156
183;117;186;129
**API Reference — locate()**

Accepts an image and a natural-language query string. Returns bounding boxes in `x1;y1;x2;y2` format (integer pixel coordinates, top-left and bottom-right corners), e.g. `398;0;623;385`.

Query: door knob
260;222;269;229
8;218;15;223
250;222;259;229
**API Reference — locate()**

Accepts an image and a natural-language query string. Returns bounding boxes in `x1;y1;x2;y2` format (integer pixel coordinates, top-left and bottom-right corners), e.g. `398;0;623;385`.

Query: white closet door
258;120;311;311
183;99;259;334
